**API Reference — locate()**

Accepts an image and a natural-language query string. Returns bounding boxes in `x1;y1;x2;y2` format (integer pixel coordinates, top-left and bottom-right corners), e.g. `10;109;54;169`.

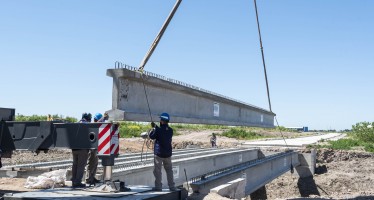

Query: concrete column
295;149;316;178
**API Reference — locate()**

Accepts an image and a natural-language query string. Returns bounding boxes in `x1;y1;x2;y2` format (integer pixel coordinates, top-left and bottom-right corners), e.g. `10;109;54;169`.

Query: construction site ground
1;130;373;200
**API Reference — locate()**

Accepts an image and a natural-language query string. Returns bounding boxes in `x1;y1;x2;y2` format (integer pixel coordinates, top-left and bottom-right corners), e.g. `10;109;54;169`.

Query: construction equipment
0;107;123;192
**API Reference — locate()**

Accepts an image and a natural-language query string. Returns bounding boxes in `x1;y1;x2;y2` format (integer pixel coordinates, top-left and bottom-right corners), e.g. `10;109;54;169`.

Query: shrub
327;138;360;150
351;122;374;143
16;114;77;122
364;143;374;153
221;128;264;140
119;122;149;138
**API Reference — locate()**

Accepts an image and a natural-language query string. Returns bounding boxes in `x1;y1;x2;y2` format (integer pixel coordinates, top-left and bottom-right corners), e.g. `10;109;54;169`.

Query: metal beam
107;65;275;127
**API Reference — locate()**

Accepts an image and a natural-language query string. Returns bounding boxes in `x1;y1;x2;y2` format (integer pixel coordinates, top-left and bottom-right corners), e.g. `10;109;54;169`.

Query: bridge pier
295;149;316;178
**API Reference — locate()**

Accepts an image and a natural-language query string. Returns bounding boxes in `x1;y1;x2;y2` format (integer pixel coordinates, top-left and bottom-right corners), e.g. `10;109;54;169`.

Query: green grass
170;123;229;131
16;114;77;122
221;128;268;140
363;143;374;152
327;139;360;150
118;122;182;138
309;138;374;153
119;122;151;138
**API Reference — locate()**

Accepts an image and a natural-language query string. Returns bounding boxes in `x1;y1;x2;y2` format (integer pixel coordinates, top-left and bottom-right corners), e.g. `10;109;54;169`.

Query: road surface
242;133;344;147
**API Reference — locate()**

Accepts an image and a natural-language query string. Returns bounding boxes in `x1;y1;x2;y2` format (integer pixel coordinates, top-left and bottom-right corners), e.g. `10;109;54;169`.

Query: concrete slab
3;185;183;200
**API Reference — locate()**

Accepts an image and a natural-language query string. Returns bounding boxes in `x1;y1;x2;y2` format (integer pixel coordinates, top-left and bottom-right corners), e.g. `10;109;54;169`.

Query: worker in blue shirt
149;112;176;191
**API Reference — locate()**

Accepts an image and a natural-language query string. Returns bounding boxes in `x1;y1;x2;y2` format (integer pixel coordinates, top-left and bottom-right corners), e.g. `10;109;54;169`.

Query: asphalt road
242;133;344;147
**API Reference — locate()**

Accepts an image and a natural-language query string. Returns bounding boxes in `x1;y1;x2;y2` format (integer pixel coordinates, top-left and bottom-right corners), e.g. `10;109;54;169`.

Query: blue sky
1;0;373;130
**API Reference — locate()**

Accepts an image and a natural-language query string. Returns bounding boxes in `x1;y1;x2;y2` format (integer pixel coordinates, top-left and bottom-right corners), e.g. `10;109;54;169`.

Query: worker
71;113;91;188
149;112;176;191
103;112;109;122
85;113;103;186
47;114;53;121
210;133;217;148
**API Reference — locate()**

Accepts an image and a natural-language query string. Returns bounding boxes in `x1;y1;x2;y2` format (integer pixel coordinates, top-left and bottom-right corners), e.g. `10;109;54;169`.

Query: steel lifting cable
137;0;182;161
253;0;293;173
137;0;182;122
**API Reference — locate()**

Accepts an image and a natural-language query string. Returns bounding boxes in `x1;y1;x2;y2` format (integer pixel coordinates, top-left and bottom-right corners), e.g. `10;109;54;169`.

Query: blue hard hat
94;113;103;121
160;112;170;121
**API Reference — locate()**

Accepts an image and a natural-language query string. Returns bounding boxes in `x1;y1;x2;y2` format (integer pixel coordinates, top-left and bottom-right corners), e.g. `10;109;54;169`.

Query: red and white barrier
98;123;119;156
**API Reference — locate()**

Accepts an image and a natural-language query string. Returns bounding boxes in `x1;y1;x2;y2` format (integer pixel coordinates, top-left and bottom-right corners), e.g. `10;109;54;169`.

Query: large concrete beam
106;66;275;127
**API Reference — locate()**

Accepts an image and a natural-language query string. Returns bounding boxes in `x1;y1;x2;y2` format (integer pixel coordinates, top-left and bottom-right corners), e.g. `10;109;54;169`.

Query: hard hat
160;112;170;122
94;113;103;121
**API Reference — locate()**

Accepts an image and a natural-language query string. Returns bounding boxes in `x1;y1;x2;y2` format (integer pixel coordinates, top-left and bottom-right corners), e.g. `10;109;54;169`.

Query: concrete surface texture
210;178;246;199
189;151;303;196
106;67;275;127
2;185;185;200
112;148;258;187
242;133;342;147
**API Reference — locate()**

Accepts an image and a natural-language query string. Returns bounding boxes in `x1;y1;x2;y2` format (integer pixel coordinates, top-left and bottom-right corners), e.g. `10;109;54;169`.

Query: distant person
149;113;176;191
47;114;53;121
71;113;91;188
210;133;217;148
85;113;103;186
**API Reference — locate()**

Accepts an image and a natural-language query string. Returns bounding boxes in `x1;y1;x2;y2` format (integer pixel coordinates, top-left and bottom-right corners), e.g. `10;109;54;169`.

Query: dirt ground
1;130;373;200
263;149;374;200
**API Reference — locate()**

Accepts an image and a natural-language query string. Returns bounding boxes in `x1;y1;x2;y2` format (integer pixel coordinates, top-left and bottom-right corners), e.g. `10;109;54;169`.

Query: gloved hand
151;122;156;128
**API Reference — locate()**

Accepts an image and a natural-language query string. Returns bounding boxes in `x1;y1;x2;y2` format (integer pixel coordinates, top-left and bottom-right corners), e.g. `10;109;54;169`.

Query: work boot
169;187;177;191
72;183;86;188
86;178;101;186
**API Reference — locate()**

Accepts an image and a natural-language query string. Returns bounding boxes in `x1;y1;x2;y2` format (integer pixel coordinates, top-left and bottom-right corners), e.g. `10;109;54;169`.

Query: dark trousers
71;149;88;184
86;149;98;182
153;155;175;189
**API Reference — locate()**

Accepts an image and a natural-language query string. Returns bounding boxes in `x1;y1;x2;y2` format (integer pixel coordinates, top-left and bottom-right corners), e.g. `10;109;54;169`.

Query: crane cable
139;74;154;162
253;0;293;173
138;0;183;161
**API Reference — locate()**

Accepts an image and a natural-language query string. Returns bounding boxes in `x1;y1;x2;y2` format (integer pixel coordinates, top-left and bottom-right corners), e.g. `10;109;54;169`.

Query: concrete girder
111;148;259;187
106;67;275;127
189;151;301;195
